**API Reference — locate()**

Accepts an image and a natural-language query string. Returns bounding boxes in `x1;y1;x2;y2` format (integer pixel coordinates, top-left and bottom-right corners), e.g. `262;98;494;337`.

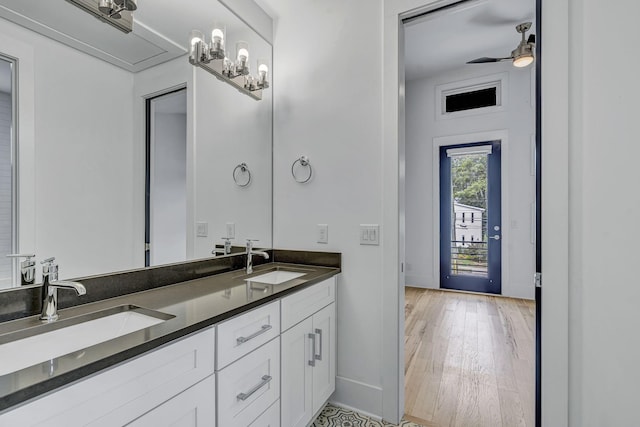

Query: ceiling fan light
513;54;534;68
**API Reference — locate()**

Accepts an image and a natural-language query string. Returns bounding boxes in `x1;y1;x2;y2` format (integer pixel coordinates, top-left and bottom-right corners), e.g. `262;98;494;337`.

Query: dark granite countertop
0;260;340;412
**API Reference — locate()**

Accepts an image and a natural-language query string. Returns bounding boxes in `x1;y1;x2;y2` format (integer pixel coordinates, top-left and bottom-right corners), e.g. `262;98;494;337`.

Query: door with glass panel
440;141;501;294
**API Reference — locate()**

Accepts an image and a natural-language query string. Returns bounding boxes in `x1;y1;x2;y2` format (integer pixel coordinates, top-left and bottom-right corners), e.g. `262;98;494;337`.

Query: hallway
404;287;535;427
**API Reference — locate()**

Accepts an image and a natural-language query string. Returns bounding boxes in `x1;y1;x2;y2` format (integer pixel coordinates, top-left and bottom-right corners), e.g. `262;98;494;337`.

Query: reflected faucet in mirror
6;254;36;286
212;237;234;256
39;257;86;323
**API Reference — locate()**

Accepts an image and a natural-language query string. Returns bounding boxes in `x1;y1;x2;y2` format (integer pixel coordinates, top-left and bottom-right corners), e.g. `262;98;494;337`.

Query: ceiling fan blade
527;34;536;44
466;56;511;64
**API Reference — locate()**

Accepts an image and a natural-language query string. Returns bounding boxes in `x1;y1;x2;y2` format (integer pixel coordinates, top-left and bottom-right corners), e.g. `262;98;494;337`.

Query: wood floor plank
404;287;535;427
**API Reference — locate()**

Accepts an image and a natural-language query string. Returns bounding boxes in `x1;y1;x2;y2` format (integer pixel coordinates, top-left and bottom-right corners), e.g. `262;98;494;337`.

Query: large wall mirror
0;0;273;290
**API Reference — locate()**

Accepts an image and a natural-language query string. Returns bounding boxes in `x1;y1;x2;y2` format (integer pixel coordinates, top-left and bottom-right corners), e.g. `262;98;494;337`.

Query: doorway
401;0;537;425
145;88;187;267
440;141;502;294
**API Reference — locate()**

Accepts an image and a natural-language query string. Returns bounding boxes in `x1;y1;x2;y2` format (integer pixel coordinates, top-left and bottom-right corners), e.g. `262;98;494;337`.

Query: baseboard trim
331;376;383;419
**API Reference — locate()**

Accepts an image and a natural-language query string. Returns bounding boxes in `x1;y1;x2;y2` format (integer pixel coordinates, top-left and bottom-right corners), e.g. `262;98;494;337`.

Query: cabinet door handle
314;328;323;361
308;333;316;367
236;324;272;344
236;375;272;401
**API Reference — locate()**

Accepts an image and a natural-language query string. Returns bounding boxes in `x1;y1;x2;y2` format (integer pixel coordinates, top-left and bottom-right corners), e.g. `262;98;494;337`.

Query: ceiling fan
467;22;536;68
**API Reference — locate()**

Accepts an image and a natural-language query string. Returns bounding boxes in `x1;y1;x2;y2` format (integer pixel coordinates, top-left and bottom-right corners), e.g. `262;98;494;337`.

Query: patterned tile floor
311;404;424;427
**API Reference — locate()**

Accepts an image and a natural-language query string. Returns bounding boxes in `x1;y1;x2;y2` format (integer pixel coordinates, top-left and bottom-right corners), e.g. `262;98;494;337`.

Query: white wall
568;0;640;425
192;27;273;255
265;0;385;416
0;17;138;283
151;111;187;266
0;91;11;285
405;63;536;299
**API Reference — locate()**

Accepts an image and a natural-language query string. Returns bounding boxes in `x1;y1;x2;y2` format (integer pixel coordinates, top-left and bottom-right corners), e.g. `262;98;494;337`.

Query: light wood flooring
404;287;535;427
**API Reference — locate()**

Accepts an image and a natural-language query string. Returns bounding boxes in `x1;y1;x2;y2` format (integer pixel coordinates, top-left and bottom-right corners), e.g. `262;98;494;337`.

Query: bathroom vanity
0;251;340;426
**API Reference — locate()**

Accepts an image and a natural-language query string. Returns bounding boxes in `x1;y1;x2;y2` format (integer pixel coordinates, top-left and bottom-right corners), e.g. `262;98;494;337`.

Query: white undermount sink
0;305;173;376
245;270;306;285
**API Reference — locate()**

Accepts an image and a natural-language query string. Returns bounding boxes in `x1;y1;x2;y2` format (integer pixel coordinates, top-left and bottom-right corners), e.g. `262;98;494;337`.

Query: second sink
244;270;307;285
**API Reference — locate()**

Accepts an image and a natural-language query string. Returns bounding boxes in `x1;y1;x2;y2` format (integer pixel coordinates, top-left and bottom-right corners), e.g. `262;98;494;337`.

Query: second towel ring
233;163;252;187
291;156;313;183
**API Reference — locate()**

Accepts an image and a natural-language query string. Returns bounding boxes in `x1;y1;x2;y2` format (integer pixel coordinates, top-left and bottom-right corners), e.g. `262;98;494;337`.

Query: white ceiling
404;0;535;81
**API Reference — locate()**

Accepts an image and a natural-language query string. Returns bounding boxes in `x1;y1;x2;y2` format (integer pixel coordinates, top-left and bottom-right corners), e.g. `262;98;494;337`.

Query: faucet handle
7;253;36;260
221;237;234;241
41;257;56;265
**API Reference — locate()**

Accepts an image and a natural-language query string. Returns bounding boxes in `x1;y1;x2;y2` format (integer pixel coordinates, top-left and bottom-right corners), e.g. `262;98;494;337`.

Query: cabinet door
312;302;336;414
281;317;313;427
126;375;216;426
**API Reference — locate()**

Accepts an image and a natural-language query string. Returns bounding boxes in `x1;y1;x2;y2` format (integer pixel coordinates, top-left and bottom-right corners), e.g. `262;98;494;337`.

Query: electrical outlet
360;224;379;245
196;222;208;237
226;223;235;239
317;224;328;244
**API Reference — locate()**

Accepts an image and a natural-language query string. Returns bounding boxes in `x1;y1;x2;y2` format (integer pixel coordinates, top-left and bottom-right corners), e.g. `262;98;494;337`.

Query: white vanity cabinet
126;375;216;426
216;300;281;427
0;274;338;427
281;278;336;427
0;327;216;427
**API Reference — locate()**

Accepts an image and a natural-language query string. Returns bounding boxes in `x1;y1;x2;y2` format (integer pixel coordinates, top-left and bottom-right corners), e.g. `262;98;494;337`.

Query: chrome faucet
6;254;36;286
246;239;269;274
39;257;86;323
212;237;234;256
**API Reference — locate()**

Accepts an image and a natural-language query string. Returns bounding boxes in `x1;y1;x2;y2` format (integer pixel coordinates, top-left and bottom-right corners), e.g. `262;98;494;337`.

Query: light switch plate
196;222;208;237
360;224;379;245
226;223;235;239
317;224;328;244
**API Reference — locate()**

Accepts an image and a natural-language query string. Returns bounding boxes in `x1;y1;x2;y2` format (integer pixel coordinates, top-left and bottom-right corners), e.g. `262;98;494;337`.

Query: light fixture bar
189;57;263;101
66;0;134;33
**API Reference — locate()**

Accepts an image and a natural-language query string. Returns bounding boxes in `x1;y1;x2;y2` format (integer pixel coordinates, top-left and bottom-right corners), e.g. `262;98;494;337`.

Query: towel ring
291;156;312;183
233;163;252;187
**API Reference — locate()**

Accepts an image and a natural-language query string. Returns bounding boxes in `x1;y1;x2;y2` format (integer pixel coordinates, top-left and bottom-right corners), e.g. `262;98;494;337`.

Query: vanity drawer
248;399;280;427
217;337;280;427
217;300;280;369
281;277;335;331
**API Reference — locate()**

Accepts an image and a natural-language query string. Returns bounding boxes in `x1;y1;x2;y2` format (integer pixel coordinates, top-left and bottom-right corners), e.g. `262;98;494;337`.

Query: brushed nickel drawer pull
236;375;272;401
314;328;323;361
236;324;272;344
308;333;316;367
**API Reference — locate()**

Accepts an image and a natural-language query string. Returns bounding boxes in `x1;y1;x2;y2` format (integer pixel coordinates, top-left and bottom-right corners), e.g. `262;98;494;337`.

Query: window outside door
440;140;502;294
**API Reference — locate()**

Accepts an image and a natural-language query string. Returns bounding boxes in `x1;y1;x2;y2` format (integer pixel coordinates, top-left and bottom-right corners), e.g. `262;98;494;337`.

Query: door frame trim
382;0;569;424
432;131;509;294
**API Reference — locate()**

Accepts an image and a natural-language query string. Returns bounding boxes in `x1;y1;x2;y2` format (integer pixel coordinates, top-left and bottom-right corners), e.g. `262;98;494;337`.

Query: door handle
308;333;316;367
488;235;500;240
314;328;322;361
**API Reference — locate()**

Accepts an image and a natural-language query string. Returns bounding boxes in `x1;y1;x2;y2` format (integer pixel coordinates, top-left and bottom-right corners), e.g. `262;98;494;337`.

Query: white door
311;303;336;414
281;317;313;427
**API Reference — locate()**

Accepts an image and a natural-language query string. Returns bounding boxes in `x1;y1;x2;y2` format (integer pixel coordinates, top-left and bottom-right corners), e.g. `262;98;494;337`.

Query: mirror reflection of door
440;141;502;294
0;56;16;287
145;89;187;267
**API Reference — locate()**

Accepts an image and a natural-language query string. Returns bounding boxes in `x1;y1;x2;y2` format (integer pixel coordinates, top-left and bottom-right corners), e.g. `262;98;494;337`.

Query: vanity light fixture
188;25;269;101
66;0;137;33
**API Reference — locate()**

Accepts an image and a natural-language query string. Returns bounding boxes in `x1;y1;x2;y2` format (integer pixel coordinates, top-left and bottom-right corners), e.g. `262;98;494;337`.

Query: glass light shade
189;30;204;47
236;41;249;61
212;28;224;43
513;54;534;68
257;58;269;86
